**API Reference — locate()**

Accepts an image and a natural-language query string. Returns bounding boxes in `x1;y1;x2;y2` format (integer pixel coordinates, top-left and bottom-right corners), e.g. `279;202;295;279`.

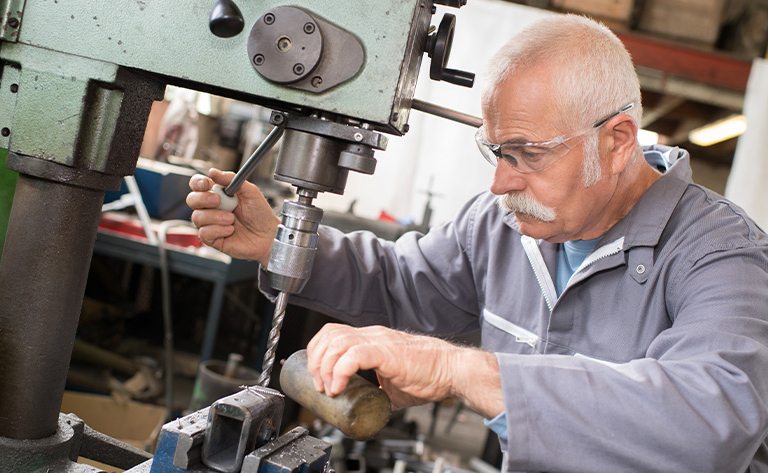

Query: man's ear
604;116;638;175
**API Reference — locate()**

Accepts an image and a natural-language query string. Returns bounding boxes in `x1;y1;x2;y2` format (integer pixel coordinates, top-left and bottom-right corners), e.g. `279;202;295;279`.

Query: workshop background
1;0;767;472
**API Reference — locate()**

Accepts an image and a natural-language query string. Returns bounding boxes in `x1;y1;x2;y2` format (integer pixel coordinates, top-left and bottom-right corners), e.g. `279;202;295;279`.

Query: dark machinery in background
0;0;476;472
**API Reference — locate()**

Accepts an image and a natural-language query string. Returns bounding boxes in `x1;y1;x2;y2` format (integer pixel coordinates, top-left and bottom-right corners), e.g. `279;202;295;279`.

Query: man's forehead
481;103;560;143
481;71;559;137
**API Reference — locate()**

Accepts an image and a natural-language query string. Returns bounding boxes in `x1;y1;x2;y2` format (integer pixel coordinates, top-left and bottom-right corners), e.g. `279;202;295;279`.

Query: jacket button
636;264;646;274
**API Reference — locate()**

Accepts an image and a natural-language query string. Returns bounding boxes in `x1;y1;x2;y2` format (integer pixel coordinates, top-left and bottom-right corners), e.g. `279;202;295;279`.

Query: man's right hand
186;168;280;267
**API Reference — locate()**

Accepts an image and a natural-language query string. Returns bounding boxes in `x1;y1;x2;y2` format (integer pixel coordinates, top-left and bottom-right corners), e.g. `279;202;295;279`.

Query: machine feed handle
441;68;475;88
425;14;475;88
212;184;239;212
212;121;286;212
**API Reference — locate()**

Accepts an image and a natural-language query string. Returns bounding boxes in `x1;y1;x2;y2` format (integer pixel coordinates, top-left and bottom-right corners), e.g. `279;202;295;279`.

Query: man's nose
490;160;527;195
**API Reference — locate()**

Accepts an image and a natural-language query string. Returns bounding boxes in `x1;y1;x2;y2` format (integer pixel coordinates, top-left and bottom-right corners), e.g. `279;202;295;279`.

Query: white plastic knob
212;184;239;212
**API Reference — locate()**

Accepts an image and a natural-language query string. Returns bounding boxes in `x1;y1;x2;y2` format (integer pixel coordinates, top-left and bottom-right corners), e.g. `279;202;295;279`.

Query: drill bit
258;290;288;386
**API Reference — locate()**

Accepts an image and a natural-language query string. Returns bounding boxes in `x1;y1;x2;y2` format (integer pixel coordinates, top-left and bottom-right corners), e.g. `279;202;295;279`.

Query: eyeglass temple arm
593;103;635;128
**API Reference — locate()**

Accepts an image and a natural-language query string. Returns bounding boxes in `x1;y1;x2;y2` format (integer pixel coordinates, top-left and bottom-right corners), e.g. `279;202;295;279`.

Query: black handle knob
442;68;475;88
209;0;244;38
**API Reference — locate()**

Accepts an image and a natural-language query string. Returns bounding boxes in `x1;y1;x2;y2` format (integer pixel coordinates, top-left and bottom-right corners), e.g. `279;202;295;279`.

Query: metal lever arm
212;121;286;211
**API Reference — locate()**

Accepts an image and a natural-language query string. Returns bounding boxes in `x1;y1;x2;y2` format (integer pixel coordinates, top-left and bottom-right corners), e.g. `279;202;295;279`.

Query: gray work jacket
266;147;768;472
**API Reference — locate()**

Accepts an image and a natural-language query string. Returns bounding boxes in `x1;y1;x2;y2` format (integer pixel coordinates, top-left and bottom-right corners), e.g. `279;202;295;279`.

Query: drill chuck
268;196;323;294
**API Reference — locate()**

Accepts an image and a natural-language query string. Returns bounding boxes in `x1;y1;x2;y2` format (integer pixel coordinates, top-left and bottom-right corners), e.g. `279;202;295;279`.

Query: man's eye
520;147;549;162
500;153;519;167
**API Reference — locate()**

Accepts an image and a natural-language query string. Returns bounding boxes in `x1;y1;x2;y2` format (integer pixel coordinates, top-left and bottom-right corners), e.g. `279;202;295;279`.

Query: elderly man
187;15;768;472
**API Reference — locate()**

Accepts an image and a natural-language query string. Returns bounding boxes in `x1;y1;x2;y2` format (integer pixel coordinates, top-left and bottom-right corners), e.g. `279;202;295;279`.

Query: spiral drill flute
258;291;288;386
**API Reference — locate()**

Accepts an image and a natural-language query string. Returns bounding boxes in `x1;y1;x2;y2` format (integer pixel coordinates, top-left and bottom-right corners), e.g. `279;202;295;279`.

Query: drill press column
0;175;105;439
0;44;164;440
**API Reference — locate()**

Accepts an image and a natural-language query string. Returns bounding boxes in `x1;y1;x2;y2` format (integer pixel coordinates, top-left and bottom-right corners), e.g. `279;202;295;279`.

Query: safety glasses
475;103;634;173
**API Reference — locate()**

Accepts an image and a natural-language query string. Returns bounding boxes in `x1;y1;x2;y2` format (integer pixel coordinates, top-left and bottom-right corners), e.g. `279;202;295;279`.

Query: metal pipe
279;349;391;441
0;174;105;439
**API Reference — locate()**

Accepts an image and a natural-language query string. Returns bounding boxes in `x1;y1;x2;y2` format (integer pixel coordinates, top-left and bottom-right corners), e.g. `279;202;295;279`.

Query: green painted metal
0;43;120;167
77;84;123;168
0;0;26;42
13;0;428;128
0;147;18;264
0;60;20;151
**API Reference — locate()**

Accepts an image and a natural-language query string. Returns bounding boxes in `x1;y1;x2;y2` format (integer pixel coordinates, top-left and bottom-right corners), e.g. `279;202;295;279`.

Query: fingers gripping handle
210;122;286;212
212;184;239;212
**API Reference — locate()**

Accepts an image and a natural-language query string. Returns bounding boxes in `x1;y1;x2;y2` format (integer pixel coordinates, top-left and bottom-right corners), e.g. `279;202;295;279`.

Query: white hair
482;15;643;159
581;132;602;186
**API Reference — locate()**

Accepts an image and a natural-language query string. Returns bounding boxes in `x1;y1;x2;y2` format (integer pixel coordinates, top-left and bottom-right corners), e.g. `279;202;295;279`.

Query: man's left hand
305;324;505;417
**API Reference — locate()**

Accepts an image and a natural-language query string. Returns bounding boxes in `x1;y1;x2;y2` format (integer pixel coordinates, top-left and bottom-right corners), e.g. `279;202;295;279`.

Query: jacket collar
601;146;691;250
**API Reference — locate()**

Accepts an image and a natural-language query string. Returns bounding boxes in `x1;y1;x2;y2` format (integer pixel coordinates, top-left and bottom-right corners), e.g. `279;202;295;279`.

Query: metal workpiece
241;427;331;473
203;387;285;473
280;350;392;442
0;175;106;440
247;5;365;93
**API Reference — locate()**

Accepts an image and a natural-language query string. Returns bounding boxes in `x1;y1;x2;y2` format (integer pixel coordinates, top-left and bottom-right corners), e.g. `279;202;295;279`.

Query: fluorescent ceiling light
638;129;659;146
688;114;747;147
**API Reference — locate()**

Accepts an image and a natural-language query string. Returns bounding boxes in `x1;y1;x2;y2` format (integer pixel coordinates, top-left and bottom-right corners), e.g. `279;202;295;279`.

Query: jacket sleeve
499;243;768;472
259;195;485;336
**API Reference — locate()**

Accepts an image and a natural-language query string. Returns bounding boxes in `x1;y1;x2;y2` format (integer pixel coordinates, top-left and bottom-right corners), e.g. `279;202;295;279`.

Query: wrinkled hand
306;324;504;417
186;168;280;266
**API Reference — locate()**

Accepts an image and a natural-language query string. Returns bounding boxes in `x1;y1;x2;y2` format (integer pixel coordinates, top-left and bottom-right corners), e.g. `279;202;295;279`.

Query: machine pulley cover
247;6;365;93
